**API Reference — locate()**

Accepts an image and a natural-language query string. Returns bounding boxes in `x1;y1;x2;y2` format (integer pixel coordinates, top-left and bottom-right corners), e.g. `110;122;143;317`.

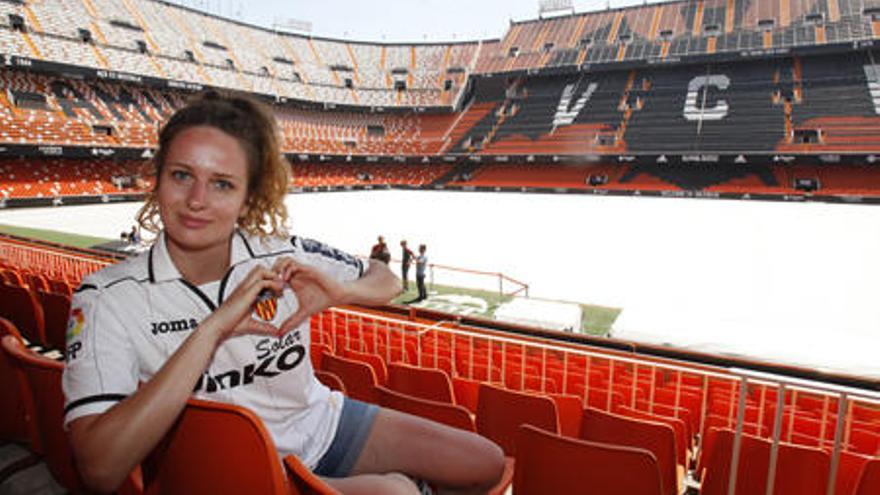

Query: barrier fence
0;235;114;284
313;306;880;495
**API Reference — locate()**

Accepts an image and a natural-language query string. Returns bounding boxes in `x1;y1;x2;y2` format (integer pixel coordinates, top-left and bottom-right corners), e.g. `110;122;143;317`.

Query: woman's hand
205;265;287;341
274;257;349;333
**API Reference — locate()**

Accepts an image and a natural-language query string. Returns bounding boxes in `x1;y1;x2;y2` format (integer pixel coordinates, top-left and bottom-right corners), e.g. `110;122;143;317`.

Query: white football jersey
62;230;366;468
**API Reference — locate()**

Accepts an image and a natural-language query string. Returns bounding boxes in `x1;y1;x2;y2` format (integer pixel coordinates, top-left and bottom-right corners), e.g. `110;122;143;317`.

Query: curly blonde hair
137;91;290;237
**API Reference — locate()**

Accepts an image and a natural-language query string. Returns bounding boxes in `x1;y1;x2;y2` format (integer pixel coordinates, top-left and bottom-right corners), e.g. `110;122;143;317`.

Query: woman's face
157;125;250;255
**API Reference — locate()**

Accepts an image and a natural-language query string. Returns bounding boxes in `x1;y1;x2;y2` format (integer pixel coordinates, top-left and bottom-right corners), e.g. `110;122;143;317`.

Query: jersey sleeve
62;281;140;427
293;236;367;283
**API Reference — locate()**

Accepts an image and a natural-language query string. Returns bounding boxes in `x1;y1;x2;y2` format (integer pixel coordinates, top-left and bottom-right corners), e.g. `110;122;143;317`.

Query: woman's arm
68;266;285;492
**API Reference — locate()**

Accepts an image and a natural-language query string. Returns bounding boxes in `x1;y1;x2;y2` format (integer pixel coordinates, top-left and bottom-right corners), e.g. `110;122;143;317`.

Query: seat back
701;428;830;495
37;290;71;352
476;383;558;456
580;407;678;495
513;424;663;495
855;457;880;495
0;283;46;346
614;404;688;466
837;451;873;495
144;398;338;494
0;319;32;445
1;334;86;493
377;386;476;432
387;362;455;404
314;370;347;394
342;348;388;384
451;375;480;413
322;353;378;403
547;392;583;437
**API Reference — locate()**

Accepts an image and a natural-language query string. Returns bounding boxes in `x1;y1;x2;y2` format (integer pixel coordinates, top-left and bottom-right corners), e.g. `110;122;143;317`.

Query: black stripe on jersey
106;276;149;289
148;244;156;283
179;279;217;311
64;393;127;414
218;265;237;304
237;230;256;258
74;284;98;293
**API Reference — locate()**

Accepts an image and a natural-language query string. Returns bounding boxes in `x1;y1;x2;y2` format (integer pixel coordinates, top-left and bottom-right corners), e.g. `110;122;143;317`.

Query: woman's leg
322;472;420;495
348;407;505;495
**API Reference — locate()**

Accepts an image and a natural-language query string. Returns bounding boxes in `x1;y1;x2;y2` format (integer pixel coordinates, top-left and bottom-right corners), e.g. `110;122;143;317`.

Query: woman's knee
464;433;506;489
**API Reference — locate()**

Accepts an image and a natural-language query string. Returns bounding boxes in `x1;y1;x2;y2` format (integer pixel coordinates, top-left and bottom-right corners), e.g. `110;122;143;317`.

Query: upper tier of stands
1;0;879;111
476;0;880;73
0;0;481;108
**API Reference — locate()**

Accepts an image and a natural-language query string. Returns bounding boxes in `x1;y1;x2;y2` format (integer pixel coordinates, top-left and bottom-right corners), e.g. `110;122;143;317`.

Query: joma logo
151;318;198;335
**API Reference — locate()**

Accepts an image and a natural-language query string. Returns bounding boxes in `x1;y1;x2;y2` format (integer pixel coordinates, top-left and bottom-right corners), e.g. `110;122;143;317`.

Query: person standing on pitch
369;235;391;264
415;244;428;302
400;240;414;291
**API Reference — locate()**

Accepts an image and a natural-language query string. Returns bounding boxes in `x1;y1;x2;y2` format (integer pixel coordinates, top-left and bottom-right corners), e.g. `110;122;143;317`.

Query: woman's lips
179;215;210;229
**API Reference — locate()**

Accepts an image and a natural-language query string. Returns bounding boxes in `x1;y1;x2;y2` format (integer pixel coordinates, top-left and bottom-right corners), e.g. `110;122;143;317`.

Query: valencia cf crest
253;289;279;322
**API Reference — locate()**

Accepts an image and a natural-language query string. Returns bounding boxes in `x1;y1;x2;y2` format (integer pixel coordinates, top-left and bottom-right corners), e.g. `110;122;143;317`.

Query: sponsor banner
0;144;154;159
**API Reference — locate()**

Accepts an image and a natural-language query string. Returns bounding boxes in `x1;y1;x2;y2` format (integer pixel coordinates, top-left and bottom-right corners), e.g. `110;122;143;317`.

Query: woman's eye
215;180;234;190
170;170;190;181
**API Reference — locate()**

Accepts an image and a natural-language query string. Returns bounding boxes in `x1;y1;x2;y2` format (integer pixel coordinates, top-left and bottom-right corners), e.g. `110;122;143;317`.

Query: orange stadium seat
142;398;338;495
322;353;380;404
513;424;663;495
580;407;679;495
1;335;91;494
387;362;455;404
475;383;558;456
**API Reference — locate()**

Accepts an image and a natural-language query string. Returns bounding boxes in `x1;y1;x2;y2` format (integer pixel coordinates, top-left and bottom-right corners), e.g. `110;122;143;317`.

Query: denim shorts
312;397;380;478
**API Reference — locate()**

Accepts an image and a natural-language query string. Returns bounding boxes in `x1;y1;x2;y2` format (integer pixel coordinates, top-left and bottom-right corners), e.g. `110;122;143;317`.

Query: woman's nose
186;180;207;209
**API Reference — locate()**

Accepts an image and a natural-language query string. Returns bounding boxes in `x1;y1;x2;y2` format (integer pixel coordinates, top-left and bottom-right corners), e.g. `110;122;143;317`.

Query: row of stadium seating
2;235;879;494
0;69;460;154
0;158;152;199
5;157;880;201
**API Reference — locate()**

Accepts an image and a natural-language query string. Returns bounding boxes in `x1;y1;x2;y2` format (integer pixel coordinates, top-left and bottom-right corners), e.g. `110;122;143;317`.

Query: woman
63;92;504;494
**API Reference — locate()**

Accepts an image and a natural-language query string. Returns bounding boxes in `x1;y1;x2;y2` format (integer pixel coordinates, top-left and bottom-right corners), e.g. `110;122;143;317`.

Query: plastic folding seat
580;407;679;495
0;283;47;346
614;404;689;466
855;457;880;495
37;290;71;352
836;451;873;495
547;392;583;438
475;383;558;456
514;424;663;495
310;342;332;371
342;348;388;384
376;386;475;432
322;353;379;404
451;375;481;414
387;362;455;404
700;428;830;495
0;319;33;447
1;334;89;493
314;370;346;394
143;397;338;495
